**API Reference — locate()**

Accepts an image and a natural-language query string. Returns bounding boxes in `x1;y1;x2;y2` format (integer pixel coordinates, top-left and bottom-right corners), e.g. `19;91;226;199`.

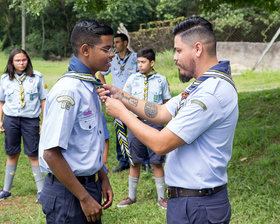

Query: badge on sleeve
56;95;75;110
191;99;207;111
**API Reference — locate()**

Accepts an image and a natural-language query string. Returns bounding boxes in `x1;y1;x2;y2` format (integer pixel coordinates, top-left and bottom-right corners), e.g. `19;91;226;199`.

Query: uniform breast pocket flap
26;88;38;101
79;115;97;131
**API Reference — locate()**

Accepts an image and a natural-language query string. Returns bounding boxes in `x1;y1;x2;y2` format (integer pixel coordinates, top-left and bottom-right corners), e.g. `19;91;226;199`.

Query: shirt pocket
132;89;143;99
150;88;162;103
25;87;38;102
79;114;97;131
4;88;16;102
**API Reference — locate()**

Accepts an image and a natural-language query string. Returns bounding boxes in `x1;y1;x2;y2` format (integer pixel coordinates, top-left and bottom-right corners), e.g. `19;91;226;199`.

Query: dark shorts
3;115;40;156
39;174;102;224
128;119;165;165
167;187;231;224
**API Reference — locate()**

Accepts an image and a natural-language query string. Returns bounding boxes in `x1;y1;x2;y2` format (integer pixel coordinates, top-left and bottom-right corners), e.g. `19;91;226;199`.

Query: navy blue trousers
167;187;231;224
39;174;102;224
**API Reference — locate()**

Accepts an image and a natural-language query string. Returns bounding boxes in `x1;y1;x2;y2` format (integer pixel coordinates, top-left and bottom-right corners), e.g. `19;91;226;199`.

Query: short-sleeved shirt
102;113;110;140
0;70;48;118
123;72;171;105
39;56;105;176
101;51;138;89
164;61;238;189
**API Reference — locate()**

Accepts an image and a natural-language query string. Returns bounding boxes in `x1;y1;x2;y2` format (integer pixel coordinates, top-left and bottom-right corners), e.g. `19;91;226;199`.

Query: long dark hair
4;48;34;80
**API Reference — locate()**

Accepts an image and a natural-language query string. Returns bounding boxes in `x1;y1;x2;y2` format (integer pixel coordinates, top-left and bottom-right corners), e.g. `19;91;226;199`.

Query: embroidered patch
56;95;75;110
30;94;34;101
43;84;48;89
83;110;92;116
191;99;207;111
154;95;159;102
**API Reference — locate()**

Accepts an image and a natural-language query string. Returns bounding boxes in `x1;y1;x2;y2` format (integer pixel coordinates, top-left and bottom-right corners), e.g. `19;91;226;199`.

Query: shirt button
99;130;102;134
89;125;91;129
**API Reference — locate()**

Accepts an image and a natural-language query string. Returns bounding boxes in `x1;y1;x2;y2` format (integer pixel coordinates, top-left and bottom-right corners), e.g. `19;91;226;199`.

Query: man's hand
105;97;128;120
80;195;103;222
97;84;121;102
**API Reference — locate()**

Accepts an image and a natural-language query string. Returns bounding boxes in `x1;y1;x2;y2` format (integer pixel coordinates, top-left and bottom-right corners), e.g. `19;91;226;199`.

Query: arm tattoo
121;93;138;107
144;102;158;118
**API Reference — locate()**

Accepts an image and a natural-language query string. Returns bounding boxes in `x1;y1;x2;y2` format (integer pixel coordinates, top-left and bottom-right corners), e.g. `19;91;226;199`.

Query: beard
177;58;196;83
179;72;192;83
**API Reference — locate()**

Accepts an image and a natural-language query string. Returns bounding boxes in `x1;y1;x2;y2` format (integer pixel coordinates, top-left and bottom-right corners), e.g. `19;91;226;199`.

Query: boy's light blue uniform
39;56;105;176
123;71;171;164
123;72;171;104
101;52;138;89
0;71;48;117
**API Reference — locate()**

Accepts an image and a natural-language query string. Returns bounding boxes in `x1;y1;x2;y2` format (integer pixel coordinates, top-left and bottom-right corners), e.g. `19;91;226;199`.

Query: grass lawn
0;50;280;223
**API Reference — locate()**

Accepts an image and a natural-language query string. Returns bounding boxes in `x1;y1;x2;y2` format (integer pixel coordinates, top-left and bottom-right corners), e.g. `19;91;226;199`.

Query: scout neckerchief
14;74;27;108
116;49;132;72
174;68;236;117
61;71;135;166
142;70;157;100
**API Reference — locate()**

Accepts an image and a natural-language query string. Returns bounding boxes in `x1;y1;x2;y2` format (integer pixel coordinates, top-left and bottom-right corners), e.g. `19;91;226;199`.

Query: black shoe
113;165;129;173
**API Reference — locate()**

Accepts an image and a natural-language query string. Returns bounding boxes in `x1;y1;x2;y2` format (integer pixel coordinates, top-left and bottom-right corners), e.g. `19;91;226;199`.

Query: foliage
199;0;280;13
156;0;199;20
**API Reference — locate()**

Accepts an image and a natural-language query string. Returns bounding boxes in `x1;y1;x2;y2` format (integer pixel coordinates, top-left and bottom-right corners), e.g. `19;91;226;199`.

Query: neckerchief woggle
60;69;135;166
174;61;236;117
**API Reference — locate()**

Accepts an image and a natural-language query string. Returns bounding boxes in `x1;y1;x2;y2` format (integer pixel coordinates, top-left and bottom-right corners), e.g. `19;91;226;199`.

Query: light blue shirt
102;113;110;140
39;57;105;176
101;51;138;89
0;70;48;118
165;72;238;189
123;72;171;104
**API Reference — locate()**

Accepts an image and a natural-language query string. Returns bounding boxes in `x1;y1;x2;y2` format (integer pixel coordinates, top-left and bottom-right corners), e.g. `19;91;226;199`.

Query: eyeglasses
14;58;28;64
88;44;115;55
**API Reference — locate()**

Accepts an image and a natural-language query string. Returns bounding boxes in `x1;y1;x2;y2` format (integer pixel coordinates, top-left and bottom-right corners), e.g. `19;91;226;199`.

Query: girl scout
0;48;48;201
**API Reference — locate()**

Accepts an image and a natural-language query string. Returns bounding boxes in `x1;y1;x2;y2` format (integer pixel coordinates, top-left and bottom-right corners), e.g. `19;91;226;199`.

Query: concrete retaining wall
217;42;280;71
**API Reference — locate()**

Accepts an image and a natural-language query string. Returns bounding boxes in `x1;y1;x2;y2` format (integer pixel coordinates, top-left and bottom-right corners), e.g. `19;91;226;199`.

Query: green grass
0;50;280;223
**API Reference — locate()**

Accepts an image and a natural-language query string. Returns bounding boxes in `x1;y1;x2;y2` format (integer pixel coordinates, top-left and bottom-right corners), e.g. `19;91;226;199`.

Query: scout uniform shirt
0;71;48;118
164;61;239;189
39;56;105;176
101;51;138;89
123;72;171;105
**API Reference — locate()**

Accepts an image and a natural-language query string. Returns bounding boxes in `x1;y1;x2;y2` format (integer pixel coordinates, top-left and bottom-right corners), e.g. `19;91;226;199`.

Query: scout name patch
56;95;75;110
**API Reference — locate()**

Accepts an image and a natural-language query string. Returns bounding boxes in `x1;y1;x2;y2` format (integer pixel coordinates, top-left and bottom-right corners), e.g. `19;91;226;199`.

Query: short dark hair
137;48;155;61
114;33;128;42
5;48;34;80
71;20;113;56
173;16;216;56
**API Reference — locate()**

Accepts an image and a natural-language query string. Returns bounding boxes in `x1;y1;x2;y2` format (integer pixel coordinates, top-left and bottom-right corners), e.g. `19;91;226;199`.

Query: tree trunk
21;2;26;50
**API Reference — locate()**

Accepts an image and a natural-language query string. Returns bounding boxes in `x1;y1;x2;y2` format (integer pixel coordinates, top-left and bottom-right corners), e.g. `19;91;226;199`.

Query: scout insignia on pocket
43;84;47;89
30;94;34;101
154;95;159;102
56;95;75;110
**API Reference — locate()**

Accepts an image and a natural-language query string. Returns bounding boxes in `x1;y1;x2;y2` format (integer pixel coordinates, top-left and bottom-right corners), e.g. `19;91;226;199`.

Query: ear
193;42;203;57
80;44;91;57
150;60;155;67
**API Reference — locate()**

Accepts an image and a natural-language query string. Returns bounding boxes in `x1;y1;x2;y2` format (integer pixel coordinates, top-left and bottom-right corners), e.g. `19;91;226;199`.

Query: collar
207;60;231;75
68;56;92;74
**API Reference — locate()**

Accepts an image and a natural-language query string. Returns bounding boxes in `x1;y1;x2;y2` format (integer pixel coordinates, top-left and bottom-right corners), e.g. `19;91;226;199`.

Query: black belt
48;173;98;185
167;184;226;198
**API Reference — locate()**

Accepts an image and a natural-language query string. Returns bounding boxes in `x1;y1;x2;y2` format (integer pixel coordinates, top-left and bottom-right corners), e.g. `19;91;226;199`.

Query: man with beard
98;16;238;224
